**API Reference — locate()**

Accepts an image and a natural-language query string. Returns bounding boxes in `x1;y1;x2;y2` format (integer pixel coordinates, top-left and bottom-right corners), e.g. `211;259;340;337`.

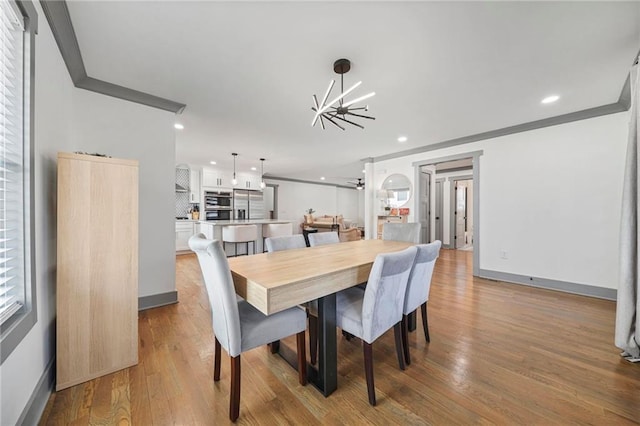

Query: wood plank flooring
40;249;640;425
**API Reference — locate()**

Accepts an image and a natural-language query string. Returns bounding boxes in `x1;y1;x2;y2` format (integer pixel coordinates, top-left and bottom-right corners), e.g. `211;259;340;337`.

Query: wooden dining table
227;238;413;396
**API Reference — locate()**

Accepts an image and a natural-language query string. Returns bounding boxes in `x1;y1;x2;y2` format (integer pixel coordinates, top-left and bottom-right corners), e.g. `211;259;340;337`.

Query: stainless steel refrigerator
233;189;265;219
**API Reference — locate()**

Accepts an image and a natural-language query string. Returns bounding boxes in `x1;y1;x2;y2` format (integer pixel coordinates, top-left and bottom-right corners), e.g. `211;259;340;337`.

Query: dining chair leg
393;322;406;371
401;315;411;365
269;340;280;354
421;302;430;343
230;355;241;422
309;315;318;365
214;337;221;381
363;342;376;406
296;331;308;385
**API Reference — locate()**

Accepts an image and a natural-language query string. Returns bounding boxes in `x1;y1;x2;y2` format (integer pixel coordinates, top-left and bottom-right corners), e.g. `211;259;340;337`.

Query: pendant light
259;158;266;189
231;153;238;186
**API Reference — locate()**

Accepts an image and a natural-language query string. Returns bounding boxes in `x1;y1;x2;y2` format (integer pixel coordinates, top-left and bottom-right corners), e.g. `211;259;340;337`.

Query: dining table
227;238;414;396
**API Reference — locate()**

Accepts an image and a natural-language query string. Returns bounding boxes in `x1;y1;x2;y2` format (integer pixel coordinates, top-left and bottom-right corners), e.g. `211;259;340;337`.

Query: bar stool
262;223;293;252
222;225;258;257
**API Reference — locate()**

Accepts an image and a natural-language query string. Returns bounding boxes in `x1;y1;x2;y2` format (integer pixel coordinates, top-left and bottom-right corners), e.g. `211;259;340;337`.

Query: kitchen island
194;219;294;255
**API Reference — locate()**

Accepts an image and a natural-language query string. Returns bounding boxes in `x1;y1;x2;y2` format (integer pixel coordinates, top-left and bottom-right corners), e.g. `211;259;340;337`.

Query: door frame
419;169;432;243
412;150;482;277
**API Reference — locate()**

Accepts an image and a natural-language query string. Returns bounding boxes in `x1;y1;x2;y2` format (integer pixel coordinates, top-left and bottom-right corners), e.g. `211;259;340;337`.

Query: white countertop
197;219;293;226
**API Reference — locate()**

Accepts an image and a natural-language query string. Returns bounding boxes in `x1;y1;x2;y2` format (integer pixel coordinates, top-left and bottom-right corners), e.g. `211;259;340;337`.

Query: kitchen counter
197;219;292;226
196;219;295;255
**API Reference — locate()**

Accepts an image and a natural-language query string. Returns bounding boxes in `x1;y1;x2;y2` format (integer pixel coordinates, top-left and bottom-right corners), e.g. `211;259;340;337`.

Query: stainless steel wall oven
204;190;233;220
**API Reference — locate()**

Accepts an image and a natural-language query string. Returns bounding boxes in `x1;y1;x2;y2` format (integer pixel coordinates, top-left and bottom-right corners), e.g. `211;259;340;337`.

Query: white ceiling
66;1;639;185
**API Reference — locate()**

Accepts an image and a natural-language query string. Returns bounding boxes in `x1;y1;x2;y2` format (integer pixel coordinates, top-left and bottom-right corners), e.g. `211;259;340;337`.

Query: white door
455;182;467;249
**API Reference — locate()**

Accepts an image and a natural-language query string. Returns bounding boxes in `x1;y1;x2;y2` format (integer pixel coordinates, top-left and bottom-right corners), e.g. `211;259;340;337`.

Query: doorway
452;178;473;250
413;150;482;277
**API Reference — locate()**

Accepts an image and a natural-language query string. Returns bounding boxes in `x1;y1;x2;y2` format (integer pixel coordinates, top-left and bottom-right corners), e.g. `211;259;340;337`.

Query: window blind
0;0;25;326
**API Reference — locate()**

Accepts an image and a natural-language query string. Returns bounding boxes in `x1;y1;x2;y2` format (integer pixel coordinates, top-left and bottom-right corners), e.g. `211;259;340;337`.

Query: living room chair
335;245;417;405
382;222;421;243
399;241;441;365
308;231;339;247
338;227;361;242
265;234;306;252
189;234;307;422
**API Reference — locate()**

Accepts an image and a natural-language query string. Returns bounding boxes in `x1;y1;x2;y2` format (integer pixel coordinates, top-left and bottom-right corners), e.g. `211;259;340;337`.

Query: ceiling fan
347;178;365;191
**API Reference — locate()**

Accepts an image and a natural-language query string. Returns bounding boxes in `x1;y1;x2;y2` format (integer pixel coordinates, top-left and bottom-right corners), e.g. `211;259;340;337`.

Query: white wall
71;89;176;298
265;179;363;232
371;112;628;290
0;2;176;423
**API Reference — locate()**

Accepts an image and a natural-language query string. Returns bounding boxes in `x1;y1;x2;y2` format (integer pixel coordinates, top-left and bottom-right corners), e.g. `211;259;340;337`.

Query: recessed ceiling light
397;136;408;143
251;167;257;171
320;177;326;181
541;95;559;104
174;123;184;130
362;169;366;173
210;161;217;165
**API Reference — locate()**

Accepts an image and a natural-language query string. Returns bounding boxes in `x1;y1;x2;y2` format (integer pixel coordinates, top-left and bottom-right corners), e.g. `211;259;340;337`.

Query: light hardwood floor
40;249;640;425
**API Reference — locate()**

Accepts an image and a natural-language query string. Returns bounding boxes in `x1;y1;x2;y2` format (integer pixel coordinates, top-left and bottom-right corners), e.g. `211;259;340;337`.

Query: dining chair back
189;234;307;421
335;245;417;405
308;231;339;247
262;223;293;252
400;240;441;365
382;222;421;243
265;234;306;252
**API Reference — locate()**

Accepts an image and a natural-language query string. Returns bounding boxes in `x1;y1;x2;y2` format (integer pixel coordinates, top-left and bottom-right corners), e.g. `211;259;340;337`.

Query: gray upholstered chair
189;234;307;422
308;231;339;247
335;245;417;405
262;223;293;252
382;222;421;243
400;241;441;365
265;234;306;253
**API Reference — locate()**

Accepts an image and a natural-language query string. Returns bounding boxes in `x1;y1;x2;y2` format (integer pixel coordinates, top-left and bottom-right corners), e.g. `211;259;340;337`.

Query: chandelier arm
323;114;346;130
312;96;326;129
342;92;375;109
327;113;365;129
316;81;362;117
345;111;376;120
311;80;336;126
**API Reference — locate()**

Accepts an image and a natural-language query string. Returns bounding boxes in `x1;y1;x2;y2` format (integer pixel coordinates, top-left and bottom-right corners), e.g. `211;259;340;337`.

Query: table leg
308;293;337;396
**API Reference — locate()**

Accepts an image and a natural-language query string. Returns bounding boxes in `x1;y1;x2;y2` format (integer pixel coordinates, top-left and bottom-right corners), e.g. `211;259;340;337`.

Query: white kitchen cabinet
189;169;201;203
202;170;230;188
238;172;263;190
176;221;195;252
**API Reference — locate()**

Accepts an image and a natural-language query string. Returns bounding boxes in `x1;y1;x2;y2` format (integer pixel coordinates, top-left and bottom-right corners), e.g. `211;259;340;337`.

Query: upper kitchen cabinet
237;172;263;190
189;169;201;203
202;170;230;189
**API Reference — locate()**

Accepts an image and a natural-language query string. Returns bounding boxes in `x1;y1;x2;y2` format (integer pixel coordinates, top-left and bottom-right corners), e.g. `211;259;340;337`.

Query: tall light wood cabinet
56;152;139;391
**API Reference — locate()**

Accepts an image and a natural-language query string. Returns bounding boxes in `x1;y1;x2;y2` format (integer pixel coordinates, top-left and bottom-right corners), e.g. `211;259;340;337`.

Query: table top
228;239;413;315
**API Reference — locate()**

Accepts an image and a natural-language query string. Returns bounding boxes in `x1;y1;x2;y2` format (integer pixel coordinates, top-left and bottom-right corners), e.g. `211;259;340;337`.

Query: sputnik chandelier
311;58;375;130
